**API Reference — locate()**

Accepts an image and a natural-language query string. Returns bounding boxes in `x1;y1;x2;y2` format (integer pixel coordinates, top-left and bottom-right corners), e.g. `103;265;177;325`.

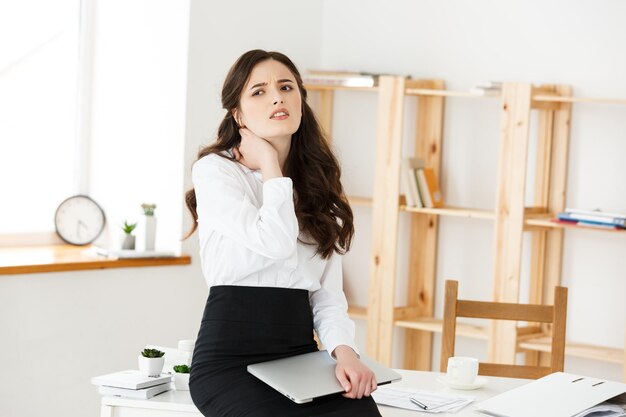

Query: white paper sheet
373;386;474;413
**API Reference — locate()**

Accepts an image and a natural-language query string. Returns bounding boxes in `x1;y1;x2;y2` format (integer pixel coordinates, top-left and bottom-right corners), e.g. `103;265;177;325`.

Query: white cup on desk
446;356;479;384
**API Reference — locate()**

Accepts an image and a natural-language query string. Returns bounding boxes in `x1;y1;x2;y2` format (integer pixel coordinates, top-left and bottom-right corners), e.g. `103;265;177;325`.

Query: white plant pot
138;355;165;377
173;373;190;391
122;234;136;250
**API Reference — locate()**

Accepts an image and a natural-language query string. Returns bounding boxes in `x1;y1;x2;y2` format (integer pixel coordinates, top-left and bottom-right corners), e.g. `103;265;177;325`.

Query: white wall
3;2;626;416
321;0;626;381
1;1;323;417
0;265;206;416
89;0;189;251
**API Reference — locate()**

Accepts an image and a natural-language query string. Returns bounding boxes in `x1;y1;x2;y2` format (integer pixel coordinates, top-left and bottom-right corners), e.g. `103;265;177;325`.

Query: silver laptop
247;350;402;404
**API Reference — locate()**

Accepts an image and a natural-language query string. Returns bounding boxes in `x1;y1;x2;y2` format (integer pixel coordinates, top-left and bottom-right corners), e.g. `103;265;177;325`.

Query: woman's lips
270;109;289;120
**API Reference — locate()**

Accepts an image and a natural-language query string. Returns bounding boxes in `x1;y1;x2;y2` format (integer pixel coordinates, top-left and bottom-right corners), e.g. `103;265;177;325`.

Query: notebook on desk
247;350;402;404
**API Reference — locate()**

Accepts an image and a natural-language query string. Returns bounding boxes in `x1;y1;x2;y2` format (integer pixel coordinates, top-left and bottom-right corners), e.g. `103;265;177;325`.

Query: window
0;0;83;238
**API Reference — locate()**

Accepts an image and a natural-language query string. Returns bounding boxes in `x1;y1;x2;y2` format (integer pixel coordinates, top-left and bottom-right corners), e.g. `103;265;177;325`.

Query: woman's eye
252;90;264;96
281;85;293;91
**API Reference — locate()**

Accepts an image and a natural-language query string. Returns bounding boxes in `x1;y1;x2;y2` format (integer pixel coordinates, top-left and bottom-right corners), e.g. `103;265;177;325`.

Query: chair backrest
440;280;568;379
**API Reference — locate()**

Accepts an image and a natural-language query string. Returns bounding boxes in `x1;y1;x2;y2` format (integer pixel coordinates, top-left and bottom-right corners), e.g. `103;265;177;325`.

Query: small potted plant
140;203;157;251
121;221;137;250
173;364;191;391
138;348;165;377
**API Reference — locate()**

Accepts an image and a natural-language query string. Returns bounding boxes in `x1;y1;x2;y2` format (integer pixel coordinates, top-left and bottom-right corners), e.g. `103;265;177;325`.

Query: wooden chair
440;280;568;379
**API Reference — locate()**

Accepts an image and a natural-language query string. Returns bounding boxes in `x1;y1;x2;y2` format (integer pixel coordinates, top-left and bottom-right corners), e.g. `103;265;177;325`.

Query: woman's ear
231;109;243;128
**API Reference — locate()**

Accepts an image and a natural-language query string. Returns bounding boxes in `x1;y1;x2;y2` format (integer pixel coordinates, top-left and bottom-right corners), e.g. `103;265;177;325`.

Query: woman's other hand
233;128;282;180
333;345;377;399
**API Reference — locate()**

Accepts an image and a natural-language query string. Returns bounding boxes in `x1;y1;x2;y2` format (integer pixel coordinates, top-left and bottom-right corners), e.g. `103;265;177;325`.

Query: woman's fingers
334;366;352;394
345;370;372;399
335;356;377;399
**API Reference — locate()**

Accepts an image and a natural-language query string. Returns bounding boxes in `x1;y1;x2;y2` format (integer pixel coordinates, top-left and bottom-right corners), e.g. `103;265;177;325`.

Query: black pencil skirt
189;285;382;417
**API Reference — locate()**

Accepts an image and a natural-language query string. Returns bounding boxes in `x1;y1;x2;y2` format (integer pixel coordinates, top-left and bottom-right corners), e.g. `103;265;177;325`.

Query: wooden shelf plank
401;205;495;220
405;88;500;99
524;217;626;233
306;84;626;105
347;195;373;207
533;95;626;105
304;84;379;93
519;336;624;365
394;316;488;340
348;306;368;320
0;245;191;275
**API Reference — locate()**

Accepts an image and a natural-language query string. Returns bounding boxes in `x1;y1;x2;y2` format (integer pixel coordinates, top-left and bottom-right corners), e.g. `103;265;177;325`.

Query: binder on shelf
557;210;626;228
303;69;410;88
401;158;425;208
565;208;626;219
303;71;377;88
416;168;444;208
470;80;503;96
476;372;626;417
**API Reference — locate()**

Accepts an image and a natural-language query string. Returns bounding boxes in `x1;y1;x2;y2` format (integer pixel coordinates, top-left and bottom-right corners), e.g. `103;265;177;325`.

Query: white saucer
436;375;488;390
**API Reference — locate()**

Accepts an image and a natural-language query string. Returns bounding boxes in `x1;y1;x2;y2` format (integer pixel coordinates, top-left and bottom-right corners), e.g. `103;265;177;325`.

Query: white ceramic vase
173;373;190;391
138;355;165;377
142;215;156;251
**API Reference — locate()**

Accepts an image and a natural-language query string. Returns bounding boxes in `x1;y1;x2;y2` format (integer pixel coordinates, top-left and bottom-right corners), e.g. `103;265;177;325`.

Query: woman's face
236;59;302;141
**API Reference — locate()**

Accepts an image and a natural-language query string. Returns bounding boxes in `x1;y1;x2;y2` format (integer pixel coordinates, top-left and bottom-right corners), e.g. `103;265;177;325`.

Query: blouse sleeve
192;157;299;260
309;251;359;360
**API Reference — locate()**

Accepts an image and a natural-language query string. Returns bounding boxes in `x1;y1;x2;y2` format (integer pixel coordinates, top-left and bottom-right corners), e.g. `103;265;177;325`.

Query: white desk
100;370;530;417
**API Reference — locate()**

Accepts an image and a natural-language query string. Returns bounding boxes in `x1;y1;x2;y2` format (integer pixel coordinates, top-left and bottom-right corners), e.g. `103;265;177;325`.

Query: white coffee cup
446;356;479;384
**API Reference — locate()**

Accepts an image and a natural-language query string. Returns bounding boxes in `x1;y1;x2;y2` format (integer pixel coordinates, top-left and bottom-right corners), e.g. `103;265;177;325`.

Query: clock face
54;195;106;246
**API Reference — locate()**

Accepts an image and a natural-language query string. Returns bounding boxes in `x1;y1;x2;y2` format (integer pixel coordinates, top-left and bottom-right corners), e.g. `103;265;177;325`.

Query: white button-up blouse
192;153;358;357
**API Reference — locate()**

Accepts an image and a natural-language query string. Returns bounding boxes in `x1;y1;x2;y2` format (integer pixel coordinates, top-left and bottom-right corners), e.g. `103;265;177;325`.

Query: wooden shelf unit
306;80;626;380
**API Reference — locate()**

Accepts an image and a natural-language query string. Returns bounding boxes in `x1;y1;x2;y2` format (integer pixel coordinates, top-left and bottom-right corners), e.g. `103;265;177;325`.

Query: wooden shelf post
527;84;572;366
403;79;446;370
490;83;533;364
367;76;407;364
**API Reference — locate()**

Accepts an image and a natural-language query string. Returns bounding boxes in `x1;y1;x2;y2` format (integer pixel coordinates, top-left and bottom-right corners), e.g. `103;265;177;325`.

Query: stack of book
91;370;173;399
556;209;626;230
303;70;379;88
401;158;444;208
469;81;502;97
86;247;177;259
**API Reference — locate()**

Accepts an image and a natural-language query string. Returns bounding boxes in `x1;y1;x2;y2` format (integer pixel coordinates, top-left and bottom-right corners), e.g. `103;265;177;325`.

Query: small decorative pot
138;355;164;377
122;234;136;250
173;373;190;391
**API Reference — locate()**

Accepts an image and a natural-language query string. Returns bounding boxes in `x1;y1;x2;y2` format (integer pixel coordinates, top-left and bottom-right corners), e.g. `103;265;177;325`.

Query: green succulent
141;348;165;358
173;364;191;373
141;203;156;216
122;221;137;234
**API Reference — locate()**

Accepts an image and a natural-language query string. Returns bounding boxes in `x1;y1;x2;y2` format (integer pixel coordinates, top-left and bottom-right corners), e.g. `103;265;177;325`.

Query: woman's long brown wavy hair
184;49;353;259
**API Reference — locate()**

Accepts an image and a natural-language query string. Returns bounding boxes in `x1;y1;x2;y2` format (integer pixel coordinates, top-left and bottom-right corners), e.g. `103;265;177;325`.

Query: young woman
185;49;381;417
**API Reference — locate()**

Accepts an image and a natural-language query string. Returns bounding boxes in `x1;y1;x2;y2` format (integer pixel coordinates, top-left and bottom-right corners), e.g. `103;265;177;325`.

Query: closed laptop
247;350;402;404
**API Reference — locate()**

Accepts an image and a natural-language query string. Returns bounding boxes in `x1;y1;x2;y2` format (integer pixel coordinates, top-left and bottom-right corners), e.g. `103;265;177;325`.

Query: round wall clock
54;195;106;246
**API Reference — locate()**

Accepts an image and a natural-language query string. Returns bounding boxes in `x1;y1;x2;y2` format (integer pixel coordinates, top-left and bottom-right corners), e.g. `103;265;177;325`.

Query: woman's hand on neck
234;128;291;181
